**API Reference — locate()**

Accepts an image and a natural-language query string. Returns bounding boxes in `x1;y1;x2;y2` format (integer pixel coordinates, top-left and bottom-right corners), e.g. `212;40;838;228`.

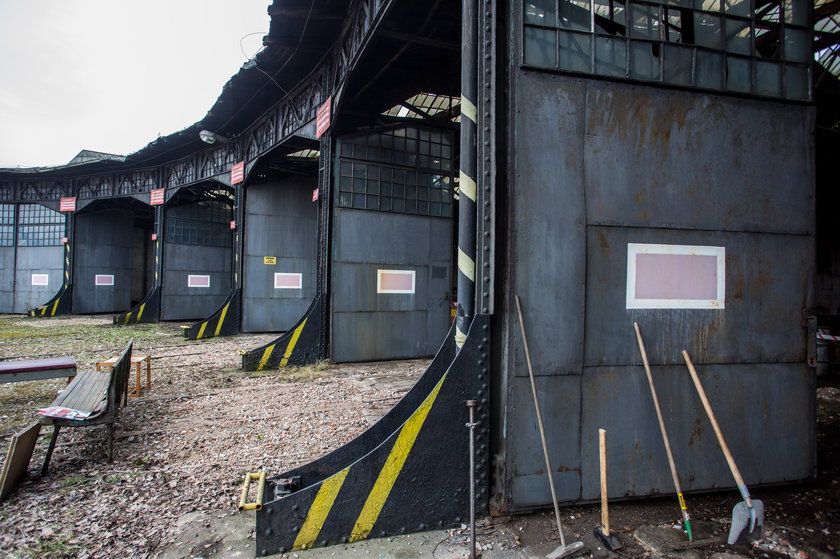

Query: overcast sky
0;1;270;168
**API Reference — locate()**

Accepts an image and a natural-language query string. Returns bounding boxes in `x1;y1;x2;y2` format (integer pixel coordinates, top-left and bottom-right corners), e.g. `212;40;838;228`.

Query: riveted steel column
457;0;479;350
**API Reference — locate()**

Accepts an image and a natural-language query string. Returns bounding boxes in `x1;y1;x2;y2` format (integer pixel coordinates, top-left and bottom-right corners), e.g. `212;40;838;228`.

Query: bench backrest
106;340;133;419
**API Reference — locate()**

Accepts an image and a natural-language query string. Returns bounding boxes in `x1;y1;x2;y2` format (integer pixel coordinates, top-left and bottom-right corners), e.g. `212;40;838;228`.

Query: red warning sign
59;197;76;212
231;161;245;184
312;188;319;202
316;97;331;138
150;188;165;205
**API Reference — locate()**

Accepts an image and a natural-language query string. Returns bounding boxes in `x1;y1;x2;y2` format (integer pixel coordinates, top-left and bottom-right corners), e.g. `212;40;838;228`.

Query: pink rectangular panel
188;275;210;288
31;274;49;286
95;274;114;286
378;270;415;293
635;253;718;300
274;273;302;289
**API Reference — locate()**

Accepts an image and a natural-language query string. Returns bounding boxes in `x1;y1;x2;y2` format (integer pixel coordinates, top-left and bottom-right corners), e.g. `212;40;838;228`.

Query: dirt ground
0;315;838;559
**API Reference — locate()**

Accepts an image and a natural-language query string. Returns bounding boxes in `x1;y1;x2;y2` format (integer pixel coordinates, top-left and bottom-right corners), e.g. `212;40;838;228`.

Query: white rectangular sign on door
626;243;725;309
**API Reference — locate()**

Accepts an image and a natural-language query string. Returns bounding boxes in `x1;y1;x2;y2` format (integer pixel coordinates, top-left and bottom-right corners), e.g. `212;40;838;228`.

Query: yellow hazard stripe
137;302;146;322
279;318;308;367
458;247;475;282
214;303;230;337
124;311;132;325
459;170;476;202
293;467;351;550
256;343;276;371
196;321;208;340
51;297;60;316
461;96;477;124
350;373;447;542
455;325;467;348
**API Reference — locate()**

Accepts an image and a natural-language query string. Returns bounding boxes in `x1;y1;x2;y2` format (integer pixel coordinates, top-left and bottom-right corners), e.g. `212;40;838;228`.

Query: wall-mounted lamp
199;130;230;144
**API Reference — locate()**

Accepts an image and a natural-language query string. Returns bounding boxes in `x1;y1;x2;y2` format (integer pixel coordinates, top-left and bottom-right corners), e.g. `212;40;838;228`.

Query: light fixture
199;130;230;144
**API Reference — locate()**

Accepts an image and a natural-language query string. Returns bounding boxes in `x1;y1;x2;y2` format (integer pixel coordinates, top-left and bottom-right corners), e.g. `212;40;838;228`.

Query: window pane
630;4;661;39
696;51;724;89
694;13;723;49
755;60;781;96
630;41;660;80
784;28;810;63
525;26;558;67
663;44;693;85
558;31;592;72
784;64;810;100
694;0;721;11
723;0;749;16
726;56;752;92
595;36;627;76
724;18;751;55
560;0;591;31
783;0;808;25
526;0;556;25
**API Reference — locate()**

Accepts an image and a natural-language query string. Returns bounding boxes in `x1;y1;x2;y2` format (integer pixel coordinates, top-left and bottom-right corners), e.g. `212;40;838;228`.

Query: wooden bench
0;357;76;384
39;341;133;475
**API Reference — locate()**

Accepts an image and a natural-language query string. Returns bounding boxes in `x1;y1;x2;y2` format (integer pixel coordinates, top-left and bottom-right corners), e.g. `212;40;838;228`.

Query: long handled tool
634;323;693;541
515;296;585;559
594;429;621;550
681;350;764;544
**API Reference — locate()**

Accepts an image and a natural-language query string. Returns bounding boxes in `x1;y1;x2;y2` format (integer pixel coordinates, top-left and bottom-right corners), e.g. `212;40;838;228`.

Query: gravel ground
1;315;839;559
0;315;426;559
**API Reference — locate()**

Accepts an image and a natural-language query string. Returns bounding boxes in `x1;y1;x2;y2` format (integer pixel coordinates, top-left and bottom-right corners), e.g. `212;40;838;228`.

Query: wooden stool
96;355;152;398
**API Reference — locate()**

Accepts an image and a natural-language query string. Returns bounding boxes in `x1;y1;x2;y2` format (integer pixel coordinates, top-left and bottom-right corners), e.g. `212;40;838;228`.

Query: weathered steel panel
242;178;318;332
72;210;133;314
0;247;13;312
499;67;815;513
510;73;587;376
12;246;63;314
160;243;231;320
578;363;815;501
331;208;452;362
583;84;815;235
508;375;582;507
584;226;812;366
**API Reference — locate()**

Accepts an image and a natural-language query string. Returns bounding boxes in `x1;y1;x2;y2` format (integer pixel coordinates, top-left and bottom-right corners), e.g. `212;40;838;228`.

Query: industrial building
1;0;838;555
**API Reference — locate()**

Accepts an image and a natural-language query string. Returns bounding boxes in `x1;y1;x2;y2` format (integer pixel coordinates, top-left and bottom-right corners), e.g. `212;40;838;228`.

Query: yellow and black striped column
456;0;478;350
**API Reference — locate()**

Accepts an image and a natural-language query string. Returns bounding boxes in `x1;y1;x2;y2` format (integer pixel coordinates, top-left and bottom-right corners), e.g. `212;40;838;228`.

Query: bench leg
106;424;114;463
41;425;61;476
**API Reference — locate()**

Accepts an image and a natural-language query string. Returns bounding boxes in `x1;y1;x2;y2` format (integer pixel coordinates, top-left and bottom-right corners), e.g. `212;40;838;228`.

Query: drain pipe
456;0;478;351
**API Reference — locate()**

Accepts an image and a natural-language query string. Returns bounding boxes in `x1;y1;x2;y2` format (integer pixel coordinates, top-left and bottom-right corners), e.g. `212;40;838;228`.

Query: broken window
522;0;811;100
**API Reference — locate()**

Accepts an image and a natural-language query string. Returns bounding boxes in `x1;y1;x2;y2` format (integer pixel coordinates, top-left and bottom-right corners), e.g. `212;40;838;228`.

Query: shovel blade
727;499;764;545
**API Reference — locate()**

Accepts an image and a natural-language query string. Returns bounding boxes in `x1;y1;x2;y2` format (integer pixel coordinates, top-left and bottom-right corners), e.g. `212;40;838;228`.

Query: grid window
17;204;64;246
337;126;455;218
0;204;12;247
523;0;811;101
166;200;232;247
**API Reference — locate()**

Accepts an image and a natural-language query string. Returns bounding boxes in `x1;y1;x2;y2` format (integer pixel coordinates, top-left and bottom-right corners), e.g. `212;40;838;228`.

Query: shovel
682;350;764;544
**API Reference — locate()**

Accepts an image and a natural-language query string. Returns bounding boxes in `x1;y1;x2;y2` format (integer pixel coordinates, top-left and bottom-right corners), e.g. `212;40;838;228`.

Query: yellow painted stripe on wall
137;302;146;322
51;298;60;316
279;318;308;367
349;373;448;542
256;344;277;371
458;248;476;282
196;321;208;340
292;467;351;551
124;312;132;325
214;303;230;337
461;96;477;123
459;171;477;202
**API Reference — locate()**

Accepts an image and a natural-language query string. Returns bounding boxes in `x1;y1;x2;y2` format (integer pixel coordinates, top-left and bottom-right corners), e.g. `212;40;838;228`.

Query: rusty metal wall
242;178;318;332
72;209;134;314
497;68;816;511
331;209;452;362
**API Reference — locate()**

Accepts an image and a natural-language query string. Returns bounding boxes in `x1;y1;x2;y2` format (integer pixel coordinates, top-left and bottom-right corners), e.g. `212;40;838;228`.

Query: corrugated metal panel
12;247;63;313
72;210;133;314
331;208;452;362
242;178;318;332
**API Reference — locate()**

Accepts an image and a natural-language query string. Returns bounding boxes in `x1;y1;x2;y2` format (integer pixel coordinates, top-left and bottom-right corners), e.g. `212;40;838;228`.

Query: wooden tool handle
599;428;609;536
681;350;752;505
